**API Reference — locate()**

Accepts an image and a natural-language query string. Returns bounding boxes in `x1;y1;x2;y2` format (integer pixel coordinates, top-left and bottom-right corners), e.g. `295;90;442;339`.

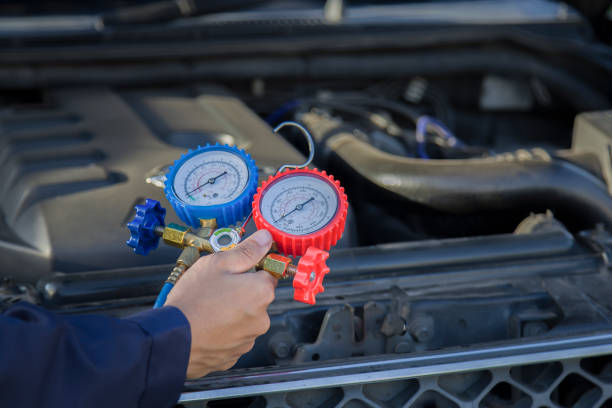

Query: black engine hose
324;132;612;229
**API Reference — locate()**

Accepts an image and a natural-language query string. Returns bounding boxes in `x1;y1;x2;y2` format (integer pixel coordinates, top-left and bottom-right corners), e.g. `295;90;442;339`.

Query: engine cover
0;87;304;281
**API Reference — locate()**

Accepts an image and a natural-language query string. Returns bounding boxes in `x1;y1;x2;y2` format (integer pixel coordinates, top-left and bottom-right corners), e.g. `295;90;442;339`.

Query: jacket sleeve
0;301;191;408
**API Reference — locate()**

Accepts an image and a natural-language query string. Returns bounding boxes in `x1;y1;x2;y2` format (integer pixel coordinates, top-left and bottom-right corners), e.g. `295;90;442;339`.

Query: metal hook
240;121;315;235
273;121;315;174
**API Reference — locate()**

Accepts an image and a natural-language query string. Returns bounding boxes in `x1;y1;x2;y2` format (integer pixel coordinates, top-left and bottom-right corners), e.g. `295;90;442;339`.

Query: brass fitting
184;233;213;253
166;246;200;285
160;220;298;282
177;246;200;268
197;218;217;238
162;223;189;248
199;218;217;229
166;264;187;285
161;223;213;253
286;263;298;277
258;254;294;279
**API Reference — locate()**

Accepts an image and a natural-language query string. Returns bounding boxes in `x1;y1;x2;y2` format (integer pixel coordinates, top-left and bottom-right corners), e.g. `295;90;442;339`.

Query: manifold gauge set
126;122;348;307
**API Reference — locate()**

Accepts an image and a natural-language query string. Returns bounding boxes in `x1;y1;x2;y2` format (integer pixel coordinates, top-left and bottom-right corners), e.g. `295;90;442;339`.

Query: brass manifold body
155;219;298;284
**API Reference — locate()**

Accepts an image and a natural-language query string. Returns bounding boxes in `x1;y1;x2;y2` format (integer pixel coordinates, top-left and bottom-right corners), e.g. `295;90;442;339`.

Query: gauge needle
186;171;227;196
274;197;314;223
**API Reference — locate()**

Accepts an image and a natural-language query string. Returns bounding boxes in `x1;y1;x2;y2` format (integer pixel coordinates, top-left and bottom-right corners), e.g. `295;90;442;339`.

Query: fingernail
253;229;272;247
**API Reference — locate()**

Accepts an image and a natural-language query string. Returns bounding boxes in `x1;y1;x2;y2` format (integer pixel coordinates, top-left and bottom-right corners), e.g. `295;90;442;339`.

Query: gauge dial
259;174;339;235
165;144;258;228
252;168;348;256
172;150;249;206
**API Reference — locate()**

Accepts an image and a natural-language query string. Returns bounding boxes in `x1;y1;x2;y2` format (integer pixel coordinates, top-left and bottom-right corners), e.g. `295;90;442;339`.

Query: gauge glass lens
260;174;339;235
173;150;249;206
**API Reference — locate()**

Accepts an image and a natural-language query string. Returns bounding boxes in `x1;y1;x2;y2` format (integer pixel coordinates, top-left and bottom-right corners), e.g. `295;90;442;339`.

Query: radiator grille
184;354;612;408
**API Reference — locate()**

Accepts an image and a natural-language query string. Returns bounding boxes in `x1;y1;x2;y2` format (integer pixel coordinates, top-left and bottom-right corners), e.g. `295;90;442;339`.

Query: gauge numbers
260;173;339;235
172;150;249;206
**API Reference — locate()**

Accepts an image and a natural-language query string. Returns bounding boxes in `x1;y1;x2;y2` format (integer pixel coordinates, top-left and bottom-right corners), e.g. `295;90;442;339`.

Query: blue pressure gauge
164;144;258;228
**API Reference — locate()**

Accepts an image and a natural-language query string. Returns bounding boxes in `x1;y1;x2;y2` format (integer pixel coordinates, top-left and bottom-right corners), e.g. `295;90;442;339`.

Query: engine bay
2;78;610;278
1;3;612;403
2;81;611;330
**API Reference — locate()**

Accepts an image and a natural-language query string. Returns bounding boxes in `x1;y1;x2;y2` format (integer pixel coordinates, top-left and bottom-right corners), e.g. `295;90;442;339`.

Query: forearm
0;302;190;408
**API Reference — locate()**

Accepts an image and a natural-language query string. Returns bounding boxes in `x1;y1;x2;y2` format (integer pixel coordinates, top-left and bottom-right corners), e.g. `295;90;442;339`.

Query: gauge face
172;150;249;206
259;173;339;235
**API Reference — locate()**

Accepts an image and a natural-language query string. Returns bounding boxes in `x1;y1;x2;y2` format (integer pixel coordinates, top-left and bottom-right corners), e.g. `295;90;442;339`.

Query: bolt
408;316;434;343
286;264;298;277
271;342;290;359
411;327;430;342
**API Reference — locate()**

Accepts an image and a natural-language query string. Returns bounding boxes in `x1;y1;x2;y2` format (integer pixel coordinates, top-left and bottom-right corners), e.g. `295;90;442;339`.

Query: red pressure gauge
252;168;348;256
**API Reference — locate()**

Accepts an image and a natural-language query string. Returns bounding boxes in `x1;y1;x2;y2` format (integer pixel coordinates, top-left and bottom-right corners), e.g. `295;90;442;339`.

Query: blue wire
415;116;431;159
415;116;464;159
153;282;174;309
265;100;300;125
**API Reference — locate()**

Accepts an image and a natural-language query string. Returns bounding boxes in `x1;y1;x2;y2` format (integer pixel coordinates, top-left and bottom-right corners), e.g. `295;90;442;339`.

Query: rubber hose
153;282;174;309
325;132;612;228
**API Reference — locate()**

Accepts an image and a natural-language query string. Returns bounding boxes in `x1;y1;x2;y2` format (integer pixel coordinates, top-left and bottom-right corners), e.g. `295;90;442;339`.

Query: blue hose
153;282;174;309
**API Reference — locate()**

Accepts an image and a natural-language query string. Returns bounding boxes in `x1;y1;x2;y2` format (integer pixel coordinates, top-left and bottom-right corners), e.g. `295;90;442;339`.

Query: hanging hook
240;121;315;235
273;121;315;174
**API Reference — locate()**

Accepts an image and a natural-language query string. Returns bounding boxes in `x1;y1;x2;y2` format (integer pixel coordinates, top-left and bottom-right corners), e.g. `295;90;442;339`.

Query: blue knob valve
126;199;166;255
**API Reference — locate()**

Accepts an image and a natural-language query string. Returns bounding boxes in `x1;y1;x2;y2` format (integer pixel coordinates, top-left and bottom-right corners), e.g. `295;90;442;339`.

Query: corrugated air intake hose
324;132;612;229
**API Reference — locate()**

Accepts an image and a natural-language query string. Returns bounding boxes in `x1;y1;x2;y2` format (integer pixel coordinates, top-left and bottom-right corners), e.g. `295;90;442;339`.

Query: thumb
213;229;273;274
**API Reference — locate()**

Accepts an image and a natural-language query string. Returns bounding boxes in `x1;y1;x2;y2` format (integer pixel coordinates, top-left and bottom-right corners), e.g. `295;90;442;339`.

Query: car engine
1;1;612;406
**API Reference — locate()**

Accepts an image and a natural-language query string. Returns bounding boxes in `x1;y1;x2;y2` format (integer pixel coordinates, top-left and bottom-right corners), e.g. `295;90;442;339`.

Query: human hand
165;229;276;379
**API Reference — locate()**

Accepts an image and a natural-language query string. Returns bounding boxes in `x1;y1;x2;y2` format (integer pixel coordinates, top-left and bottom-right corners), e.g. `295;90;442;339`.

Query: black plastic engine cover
0;86;304;281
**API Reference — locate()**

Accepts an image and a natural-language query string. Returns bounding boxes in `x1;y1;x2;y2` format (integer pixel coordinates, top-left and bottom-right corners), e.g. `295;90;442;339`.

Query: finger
214;229;273;274
180;253;212;276
240;271;277;306
254;269;279;289
254;314;271;335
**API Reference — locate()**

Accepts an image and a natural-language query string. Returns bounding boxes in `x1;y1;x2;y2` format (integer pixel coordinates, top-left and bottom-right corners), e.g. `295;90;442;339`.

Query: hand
165;229;276;379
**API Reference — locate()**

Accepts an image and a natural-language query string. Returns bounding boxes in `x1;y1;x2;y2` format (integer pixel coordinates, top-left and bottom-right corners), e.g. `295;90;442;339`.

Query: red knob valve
293;246;330;305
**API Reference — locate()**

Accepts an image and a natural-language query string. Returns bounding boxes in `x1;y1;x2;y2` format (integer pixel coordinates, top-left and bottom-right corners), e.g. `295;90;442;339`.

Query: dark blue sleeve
0;302;191;408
